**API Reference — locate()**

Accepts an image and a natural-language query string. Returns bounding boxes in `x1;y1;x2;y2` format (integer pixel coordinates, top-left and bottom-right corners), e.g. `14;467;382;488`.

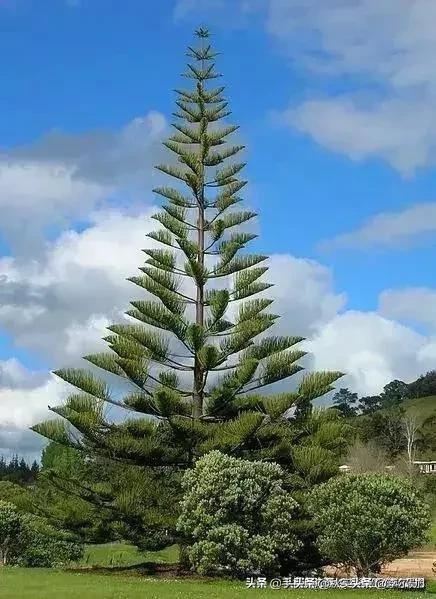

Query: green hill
403;395;436;420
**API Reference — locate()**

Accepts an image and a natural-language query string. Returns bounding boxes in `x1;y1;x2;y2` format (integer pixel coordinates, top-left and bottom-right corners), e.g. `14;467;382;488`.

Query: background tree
346;441;390;474
418;415;436;458
0;501;24;565
379;379;408;408
407;370;436;399
309;473;430;576
359;395;382;414
38;442;180;549
402;414;420;474
357;407;407;458
332;388;358;417
0;456;39;486
0;501;82;567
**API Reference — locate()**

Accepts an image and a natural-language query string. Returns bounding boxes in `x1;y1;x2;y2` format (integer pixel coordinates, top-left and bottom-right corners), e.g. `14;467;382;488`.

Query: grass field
1;541;433;598
79;542;179;568
404;396;436;420
1;568;434;599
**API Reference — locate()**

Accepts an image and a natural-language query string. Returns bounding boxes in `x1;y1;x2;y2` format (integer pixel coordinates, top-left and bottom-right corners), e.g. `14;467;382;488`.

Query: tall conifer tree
33;29;343;471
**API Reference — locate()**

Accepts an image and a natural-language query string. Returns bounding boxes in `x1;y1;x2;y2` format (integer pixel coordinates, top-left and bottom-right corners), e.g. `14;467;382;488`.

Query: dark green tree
357;408;407;458
379;379;408;408
332;387;359;417
33;28;342;472
359;395;382;414
407;370;436;399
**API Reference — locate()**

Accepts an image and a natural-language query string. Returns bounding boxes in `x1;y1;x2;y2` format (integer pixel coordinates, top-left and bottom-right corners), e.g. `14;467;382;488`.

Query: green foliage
16;514;83;567
177;451;300;577
332;388;359;417
407;370;436;399
0;456;39;486
37;442;180;550
0;500;24;565
0;500;82;567
379;379;408;408
356;407;407;457
309;473;430;576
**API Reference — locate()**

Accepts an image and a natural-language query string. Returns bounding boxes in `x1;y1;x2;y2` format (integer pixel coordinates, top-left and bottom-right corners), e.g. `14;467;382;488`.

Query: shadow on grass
66;561;198;578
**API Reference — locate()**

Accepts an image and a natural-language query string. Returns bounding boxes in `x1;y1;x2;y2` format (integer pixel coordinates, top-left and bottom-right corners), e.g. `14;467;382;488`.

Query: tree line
0;456;39;486
333;370;436;417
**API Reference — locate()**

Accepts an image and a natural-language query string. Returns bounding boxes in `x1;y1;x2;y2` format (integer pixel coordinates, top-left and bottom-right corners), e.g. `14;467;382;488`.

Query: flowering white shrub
177;451;300;576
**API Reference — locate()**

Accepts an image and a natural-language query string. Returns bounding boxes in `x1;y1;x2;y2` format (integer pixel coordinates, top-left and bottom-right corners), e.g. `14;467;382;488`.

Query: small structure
413;460;436;474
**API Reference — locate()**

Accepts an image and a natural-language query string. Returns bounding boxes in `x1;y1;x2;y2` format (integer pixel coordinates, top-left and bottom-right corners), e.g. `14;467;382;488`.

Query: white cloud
267;254;346;334
266;0;436;87
306;311;436;395
0;371;66;430
265;0;436;174
0;364;71;460
172;0;436;173
379;287;436;332
319;202;436;250
0;358;46;390
286;98;436;175
2;222;436;450
0;209;158;365
0;111;166;253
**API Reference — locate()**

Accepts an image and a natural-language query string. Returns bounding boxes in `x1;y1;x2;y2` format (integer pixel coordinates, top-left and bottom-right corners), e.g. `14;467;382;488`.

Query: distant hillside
403;395;436;420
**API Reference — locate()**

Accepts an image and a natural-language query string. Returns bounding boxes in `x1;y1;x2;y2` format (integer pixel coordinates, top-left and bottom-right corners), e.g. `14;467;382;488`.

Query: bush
309;473;430;575
177;451;300;577
18;514;83;567
0;500;25;565
0;500;82;567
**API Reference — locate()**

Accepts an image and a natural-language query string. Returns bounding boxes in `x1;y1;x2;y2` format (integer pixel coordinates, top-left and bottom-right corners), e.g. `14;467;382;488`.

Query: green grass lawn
1;541;434;599
0;569;433;599
79;542;179;568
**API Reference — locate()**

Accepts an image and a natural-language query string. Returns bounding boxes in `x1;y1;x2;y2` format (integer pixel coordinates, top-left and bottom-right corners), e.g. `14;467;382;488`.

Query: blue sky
1;0;434;309
0;0;436;458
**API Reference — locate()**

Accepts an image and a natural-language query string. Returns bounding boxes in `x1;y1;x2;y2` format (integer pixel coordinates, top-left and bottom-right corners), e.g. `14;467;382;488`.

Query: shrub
0;500;25;565
0;500;82;567
309;473;430;575
18;514;83;567
177;451;300;577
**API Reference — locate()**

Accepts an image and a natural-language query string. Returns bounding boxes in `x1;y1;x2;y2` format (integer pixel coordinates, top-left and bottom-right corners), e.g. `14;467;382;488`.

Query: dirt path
382;551;436;577
325;551;436;578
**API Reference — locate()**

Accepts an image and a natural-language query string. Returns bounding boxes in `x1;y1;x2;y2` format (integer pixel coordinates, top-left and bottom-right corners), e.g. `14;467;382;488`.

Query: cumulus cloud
11;111;166;188
319;202;436;250
0;371;66;430
266;254;346;335
0;111;166;253
0;358;46;390
306;311;436;396
0;367;70;460
0;209;158;365
379;287;436;332
267;0;436;174
2;212;436;452
286;98;436;175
